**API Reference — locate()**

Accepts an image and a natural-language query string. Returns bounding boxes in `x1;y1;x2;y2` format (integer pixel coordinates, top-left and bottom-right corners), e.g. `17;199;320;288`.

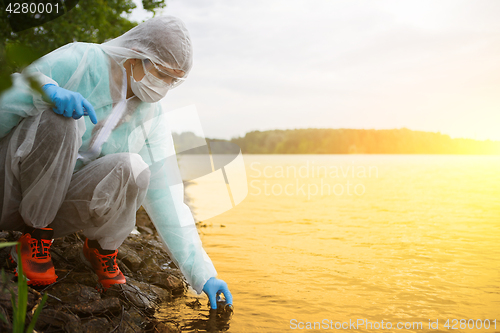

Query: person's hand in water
42;84;97;124
203;277;233;310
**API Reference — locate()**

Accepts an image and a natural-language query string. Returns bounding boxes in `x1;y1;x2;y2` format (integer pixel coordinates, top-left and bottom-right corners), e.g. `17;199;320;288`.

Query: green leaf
26;75;44;95
10;291;19;332
5;43;41;69
0;71;13;96
0;242;18;248
2;242;32;332
16;246;27;332
142;0;166;12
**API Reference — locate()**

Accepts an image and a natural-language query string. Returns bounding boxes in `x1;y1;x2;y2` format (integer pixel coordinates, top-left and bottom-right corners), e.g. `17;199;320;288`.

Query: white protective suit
0;16;217;293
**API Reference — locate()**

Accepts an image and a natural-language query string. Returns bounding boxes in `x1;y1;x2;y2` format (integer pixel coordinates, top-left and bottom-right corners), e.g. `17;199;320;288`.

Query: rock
146;238;165;251
0;305;12;331
136;206;153;228
9;231;22;239
155;321;180;333
0;248;13;271
0;285;35;311
63;243;85;263
127;230;143;241
140;256;160;271
48;283;101;304
0;286;13;310
148;273;185;296
35;308;81;333
127;308;147;328
128;278;171;303
186;299;202;310
81;317;113;332
106;282;154;310
137;225;154;235
66;271;99;287
63;297;122;316
117;258;133;276
117;244;142;272
109;310;143;333
159;263;179;274
106;278;171;310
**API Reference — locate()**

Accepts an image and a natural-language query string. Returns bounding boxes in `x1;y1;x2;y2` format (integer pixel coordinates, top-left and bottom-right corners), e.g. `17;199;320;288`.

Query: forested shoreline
174;128;500;154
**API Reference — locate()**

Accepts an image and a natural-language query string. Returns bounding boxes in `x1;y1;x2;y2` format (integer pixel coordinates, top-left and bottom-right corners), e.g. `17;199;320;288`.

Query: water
157;155;500;332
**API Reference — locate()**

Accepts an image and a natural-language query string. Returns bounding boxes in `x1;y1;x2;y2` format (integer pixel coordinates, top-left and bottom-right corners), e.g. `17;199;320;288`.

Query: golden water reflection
162;155;500;332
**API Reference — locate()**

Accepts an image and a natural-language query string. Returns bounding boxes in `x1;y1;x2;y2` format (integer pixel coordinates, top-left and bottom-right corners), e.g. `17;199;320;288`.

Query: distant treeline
173;129;500;154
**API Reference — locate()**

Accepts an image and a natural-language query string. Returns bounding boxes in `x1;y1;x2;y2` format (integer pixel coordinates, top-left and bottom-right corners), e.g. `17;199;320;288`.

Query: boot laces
29;238;52;259
99;254;118;273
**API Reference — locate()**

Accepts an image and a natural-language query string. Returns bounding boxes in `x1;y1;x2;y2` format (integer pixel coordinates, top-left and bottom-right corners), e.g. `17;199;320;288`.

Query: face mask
130;60;169;103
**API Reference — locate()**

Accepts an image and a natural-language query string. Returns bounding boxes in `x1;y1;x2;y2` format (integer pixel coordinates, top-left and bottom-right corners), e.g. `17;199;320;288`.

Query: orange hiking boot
10;227;58;286
81;238;126;290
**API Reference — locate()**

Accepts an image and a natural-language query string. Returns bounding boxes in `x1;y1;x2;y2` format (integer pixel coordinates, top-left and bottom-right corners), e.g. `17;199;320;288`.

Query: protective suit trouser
0;109;151;250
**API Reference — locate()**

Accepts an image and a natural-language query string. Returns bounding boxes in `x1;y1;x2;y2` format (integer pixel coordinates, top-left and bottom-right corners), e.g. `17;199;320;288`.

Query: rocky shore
0;206;191;333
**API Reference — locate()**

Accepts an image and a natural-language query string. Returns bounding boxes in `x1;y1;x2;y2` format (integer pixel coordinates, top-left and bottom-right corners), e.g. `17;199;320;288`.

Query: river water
157;154;500;332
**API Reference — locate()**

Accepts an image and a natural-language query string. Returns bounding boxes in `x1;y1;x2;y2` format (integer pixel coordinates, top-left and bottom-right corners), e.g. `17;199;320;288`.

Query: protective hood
102;15;193;79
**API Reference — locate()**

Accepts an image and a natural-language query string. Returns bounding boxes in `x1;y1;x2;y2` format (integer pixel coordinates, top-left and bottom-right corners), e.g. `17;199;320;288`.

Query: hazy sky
130;0;500;141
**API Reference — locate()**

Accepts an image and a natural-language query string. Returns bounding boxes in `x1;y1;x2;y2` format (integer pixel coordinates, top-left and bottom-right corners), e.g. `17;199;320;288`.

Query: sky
129;0;500;141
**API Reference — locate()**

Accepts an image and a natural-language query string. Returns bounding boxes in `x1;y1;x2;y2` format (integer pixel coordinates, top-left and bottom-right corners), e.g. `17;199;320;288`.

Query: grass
0;242;48;332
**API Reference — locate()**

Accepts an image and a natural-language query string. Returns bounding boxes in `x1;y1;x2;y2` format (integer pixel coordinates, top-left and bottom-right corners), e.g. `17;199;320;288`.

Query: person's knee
115;153;151;190
39;109;79;144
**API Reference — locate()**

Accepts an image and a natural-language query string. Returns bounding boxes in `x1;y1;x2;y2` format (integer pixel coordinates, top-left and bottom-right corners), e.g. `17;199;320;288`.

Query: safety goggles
142;59;185;89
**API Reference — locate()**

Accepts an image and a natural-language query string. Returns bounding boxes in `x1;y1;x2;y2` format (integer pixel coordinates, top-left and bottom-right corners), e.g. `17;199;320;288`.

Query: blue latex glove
42;84;97;124
202;277;233;310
